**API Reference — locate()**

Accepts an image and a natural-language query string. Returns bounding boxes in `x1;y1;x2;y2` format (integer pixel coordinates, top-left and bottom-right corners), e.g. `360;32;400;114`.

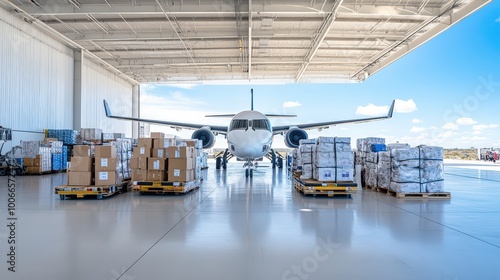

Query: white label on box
158;149;164;158
175;150;180;158
101;158;108;167
140;147;145;154
173;169;180;176
154;160;160;170
99;172;108;180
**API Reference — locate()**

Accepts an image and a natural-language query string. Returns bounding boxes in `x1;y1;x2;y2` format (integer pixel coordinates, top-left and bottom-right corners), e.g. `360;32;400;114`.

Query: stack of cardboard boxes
67;145;93;186
94;145;122;186
130;133;199;183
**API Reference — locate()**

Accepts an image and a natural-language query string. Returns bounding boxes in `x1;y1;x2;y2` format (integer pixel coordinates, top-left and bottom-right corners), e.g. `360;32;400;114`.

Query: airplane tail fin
251;88;254;111
387;100;396;118
103;100;112;117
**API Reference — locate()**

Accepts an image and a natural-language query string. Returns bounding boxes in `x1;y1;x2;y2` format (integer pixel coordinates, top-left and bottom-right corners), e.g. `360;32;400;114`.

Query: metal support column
73;49;83;130
132;84;140;139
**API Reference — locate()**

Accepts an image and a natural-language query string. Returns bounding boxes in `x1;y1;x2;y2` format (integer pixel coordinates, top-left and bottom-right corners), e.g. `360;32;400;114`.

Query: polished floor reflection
1;160;499;280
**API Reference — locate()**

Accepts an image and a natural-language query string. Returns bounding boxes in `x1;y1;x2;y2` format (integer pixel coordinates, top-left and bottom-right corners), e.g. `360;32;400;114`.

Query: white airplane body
104;93;395;177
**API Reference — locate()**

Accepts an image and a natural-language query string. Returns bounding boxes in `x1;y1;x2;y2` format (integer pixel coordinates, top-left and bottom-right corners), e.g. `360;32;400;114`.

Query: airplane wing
103;100;228;134
272;100;395;134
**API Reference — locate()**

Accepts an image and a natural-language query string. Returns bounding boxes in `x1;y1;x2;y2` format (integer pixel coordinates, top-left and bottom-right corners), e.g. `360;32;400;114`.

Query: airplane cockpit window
252;119;271;131
230;119;248;131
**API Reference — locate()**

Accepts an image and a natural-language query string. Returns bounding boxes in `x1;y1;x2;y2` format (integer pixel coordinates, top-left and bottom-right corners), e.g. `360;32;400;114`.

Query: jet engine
191;127;216;149
284;128;308;148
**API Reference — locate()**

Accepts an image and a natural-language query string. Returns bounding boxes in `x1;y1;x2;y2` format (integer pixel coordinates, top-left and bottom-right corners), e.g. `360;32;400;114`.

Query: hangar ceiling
0;0;490;84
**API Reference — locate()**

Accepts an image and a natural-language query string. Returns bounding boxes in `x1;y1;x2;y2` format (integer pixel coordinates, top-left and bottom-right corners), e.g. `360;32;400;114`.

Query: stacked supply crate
167;146;196;182
313;137;336;181
44;139;66;171
79;128;102;142
418;146;445;193
377;151;391;190
334;137;354;182
389;147;421;193
179;139;204;182
299;139;316;180
95;145;122;186
22;141;52;173
47;129;78;144
110;139;132;180
130;138;153;181
67;145;93;186
290;149;300;172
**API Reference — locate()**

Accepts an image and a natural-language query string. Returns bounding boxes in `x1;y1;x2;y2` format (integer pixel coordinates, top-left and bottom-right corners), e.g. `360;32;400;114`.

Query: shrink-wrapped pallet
365;162;378;187
357;137;385;152
301;164;313;180
21;141;41;158
80;128;102;141
390;182;421;193
419;146;444;192
377;151;391;189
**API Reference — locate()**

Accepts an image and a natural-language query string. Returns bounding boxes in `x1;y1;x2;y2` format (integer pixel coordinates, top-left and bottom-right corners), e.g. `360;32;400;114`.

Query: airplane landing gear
243;160;255;178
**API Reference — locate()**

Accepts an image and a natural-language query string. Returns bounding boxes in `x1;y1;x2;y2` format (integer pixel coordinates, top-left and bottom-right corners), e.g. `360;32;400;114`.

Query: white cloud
394;99;417;113
442;122;459;130
496;17;500;23
456;117;477;125
472;131;482;135
439;131;457;138
356;104;388;116
165;84;198;90
412;119;422;124
429;126;438;130
473;124;499;130
410;126;425;133
282;101;302;108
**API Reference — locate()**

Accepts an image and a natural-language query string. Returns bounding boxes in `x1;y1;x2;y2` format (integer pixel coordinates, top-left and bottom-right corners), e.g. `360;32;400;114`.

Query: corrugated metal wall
0;8;74;131
81;58;133;137
0;7;135;142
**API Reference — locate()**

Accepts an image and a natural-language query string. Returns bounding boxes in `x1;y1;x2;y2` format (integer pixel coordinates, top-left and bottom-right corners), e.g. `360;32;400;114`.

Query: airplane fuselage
226;110;273;161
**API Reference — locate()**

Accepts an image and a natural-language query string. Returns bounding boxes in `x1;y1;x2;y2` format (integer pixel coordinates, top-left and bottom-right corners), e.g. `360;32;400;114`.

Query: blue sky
141;2;500;149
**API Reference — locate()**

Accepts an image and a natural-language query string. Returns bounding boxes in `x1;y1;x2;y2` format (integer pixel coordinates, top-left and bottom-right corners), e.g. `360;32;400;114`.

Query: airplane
103;90;395;177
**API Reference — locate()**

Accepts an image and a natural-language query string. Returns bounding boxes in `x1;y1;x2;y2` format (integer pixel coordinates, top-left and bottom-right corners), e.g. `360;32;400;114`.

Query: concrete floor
1;160;499;280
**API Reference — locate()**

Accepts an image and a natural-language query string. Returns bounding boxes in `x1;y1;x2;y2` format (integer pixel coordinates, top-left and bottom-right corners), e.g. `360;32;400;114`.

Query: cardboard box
23;157;42;167
153;138;176;148
73;145;92;157
95;145;116;158
138;138;153;150
147;170;165;181
169;158;195;170
130;156;148;169
167;146;194;159
26;166;43;173
95;157;117;171
168;169;194;182
133;147;151;157
151;132;165;138
67;171;92;186
131;169;148;182
315;167;336;182
151;148;166;158
69;157;93;172
180;139;203;149
95;171;117;186
148;158;166;170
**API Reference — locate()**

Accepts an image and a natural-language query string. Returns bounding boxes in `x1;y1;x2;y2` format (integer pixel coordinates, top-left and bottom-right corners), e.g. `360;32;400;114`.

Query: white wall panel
0;8;73;132
81;58;133;137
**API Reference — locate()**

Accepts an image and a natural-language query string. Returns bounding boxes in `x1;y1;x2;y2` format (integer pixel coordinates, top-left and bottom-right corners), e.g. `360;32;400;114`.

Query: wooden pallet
387;190;451;199
133;180;200;195
293;177;356;197
364;185;390;193
55;180;130;199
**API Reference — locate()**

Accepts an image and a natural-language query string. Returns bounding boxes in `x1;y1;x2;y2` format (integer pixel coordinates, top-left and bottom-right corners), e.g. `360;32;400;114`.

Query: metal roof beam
295;0;344;82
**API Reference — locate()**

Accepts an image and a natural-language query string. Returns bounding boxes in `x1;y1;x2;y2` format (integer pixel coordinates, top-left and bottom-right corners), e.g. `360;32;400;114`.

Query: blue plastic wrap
48;129;78;144
371;144;387;152
52;154;63;171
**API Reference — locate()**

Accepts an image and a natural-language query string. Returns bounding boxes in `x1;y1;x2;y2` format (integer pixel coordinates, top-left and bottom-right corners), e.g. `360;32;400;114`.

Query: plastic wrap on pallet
365;152;378;164
299;139;316;145
377;156;390;189
300;164;313;180
48;129;78;144
299;145;314;153
419;145;443;160
314;167;336;181
316;136;335;144
316;142;334;152
365;162;378;187
391;165;420;183
21;141;41;158
423;181;445;193
420;161;443;181
391;158;419;168
80;128;102;141
371;144;387;152
313;145;335;167
301;152;313;164
391;148;420;161
113;133;125;139
387;143;410;151
390;182;421;193
336;151;354;167
52;153;63;171
39;147;52;172
335;142;351;152
357;137;385;152
62;145;68;170
44;140;63;154
334;137;351;144
102;133;115;141
336;166;353;181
